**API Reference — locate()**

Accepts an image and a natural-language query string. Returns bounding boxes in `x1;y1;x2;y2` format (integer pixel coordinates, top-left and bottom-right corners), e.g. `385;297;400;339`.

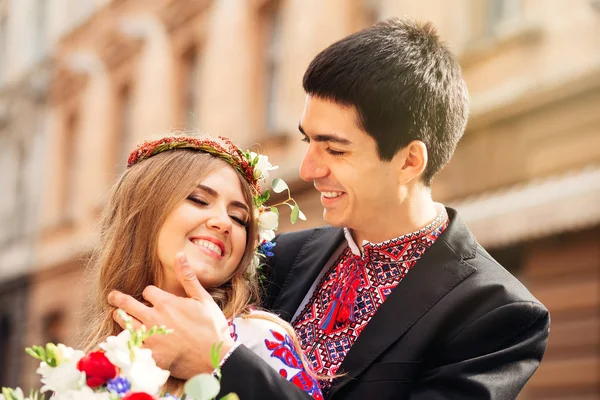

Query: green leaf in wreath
297;208;307;221
271;178;288;194
290;204;300;224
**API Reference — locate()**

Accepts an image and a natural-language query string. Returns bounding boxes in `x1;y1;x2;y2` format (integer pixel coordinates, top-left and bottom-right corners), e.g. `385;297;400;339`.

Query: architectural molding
50;66;89;104
159;0;211;32
94;30;144;71
467;65;600;132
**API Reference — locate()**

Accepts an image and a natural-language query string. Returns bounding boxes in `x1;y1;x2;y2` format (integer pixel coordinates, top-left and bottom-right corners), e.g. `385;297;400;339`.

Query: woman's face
157;165;250;295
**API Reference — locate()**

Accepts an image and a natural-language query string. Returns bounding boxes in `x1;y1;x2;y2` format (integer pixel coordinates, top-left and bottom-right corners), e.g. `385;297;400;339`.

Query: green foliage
25;344;62;367
271;178;288;194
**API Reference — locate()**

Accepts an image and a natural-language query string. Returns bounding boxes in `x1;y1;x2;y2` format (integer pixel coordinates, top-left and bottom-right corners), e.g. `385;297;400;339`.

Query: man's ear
392;140;428;184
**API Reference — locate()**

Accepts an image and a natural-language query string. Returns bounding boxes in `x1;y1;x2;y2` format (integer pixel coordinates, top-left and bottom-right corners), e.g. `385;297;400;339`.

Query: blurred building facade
0;0;598;398
0;0;103;387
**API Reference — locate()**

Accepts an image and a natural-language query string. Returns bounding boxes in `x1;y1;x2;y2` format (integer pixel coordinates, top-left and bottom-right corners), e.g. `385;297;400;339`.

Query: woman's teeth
192;239;223;256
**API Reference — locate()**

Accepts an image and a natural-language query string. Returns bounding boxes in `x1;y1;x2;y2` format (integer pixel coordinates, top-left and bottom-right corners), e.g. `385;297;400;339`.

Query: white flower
259;228;276;243
56;344;85;365
99;329;168;395
37;345;85;395
250;152;278;182
258;210;279;231
56;387;110;400
99;329;132;370
258;210;278;243
127;348;169;395
37;362;84;395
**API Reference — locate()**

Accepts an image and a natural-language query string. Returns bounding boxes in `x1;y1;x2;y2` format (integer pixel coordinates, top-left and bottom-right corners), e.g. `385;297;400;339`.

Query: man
109;18;549;399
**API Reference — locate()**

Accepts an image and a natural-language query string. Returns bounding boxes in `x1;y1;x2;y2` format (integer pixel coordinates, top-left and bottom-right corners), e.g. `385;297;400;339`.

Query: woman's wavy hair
79;149;260;393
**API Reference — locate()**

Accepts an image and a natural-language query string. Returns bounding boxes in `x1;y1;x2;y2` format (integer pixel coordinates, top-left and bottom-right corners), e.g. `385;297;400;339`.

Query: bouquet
1;311;237;400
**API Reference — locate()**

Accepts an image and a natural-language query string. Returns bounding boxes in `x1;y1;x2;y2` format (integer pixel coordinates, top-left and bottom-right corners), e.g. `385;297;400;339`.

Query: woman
80;134;323;399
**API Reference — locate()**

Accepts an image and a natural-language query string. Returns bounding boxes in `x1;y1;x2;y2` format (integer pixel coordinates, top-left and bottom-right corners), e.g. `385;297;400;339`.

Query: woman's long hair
79;149;260;393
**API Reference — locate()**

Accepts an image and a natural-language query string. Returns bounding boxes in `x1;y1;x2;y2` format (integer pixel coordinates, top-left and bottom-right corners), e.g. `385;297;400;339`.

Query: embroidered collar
343;207;448;257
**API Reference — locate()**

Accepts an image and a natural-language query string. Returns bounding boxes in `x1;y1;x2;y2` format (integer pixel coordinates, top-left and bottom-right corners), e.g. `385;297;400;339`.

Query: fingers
142;285;170;306
112;309;144;331
174;252;212;301
108;290;152;324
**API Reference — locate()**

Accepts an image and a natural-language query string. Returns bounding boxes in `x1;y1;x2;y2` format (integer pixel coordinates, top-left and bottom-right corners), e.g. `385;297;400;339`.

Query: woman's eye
187;196;208;206
230;215;248;227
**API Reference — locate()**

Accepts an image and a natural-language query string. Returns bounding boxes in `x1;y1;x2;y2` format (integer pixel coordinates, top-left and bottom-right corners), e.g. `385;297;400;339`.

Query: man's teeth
192;239;223;256
322;191;343;199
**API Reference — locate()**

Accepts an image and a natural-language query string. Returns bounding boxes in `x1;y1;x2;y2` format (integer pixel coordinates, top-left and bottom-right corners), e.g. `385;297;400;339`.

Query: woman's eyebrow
196;184;250;214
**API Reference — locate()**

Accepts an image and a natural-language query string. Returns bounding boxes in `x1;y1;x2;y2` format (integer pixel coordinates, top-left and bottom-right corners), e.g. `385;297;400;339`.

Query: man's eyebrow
196;185;250;213
298;124;352;145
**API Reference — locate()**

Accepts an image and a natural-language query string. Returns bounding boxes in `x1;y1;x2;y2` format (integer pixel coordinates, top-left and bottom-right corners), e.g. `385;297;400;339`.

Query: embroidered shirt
230;310;323;400
292;210;449;393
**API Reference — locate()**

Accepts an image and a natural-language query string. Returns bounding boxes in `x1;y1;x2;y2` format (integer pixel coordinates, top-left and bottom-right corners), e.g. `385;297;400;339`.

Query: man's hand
108;252;235;380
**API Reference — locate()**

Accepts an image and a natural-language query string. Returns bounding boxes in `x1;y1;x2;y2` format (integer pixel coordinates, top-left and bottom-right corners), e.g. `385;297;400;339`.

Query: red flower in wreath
76;351;118;388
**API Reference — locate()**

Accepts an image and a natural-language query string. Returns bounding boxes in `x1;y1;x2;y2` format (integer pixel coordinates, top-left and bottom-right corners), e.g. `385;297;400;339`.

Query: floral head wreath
127;134;305;260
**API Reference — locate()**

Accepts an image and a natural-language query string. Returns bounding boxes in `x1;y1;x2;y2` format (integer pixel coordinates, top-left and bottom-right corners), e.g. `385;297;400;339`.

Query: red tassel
320;298;342;334
319;256;364;333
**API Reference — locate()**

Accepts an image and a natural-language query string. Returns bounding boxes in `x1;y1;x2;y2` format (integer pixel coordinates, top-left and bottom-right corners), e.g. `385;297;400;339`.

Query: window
0;314;11;385
60;113;79;221
484;0;522;37
362;0;384;27
42;311;65;345
182;48;201;129
0;13;7;83
259;0;283;134
34;0;48;58
117;86;134;171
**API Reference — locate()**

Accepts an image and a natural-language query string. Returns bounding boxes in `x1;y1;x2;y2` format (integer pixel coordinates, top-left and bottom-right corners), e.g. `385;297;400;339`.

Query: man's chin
322;210;346;228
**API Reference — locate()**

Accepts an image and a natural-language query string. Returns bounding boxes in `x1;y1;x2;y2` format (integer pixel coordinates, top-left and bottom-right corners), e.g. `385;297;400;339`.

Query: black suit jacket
220;208;550;399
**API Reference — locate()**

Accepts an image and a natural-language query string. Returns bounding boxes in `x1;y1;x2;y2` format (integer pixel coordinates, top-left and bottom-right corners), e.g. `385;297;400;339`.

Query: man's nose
300;147;329;182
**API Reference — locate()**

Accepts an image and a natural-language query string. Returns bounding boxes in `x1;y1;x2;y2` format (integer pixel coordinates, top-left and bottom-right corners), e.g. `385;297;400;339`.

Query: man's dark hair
303;18;469;185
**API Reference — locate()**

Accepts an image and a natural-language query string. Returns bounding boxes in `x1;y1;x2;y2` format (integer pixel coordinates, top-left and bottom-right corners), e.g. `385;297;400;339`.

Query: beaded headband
127;134;305;258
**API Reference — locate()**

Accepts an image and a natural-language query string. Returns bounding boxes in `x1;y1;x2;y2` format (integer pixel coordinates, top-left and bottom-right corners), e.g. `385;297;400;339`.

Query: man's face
299;95;400;234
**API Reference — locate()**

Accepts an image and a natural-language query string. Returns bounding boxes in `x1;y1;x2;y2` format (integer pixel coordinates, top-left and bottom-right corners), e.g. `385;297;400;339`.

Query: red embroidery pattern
293;214;448;393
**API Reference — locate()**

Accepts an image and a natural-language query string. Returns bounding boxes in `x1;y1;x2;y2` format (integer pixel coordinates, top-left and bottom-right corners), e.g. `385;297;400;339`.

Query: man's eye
301;136;310;143
326;148;345;157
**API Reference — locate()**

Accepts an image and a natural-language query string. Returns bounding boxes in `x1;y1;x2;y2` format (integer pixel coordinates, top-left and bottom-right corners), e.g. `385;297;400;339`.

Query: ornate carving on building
95;30;144;71
159;0;212;33
50;66;89;105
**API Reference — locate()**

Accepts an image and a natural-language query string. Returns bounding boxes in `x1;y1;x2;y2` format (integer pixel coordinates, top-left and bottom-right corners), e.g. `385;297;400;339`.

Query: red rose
122;393;155;400
76;351;118;388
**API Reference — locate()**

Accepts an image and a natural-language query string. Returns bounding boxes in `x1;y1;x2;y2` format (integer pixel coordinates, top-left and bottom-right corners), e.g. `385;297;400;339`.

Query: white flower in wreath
36;344;85;395
258;210;278;242
250;152;278;182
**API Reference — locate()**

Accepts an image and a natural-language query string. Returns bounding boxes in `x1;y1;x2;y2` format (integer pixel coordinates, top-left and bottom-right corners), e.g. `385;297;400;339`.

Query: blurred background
0;0;599;398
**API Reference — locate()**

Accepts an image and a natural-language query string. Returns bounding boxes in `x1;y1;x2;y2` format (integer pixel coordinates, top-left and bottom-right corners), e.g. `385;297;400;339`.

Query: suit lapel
329;209;478;397
272;227;345;321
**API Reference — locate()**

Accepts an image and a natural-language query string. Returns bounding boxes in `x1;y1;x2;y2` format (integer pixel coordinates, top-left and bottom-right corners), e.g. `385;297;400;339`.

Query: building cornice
159;0;212;32
467;64;600;133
